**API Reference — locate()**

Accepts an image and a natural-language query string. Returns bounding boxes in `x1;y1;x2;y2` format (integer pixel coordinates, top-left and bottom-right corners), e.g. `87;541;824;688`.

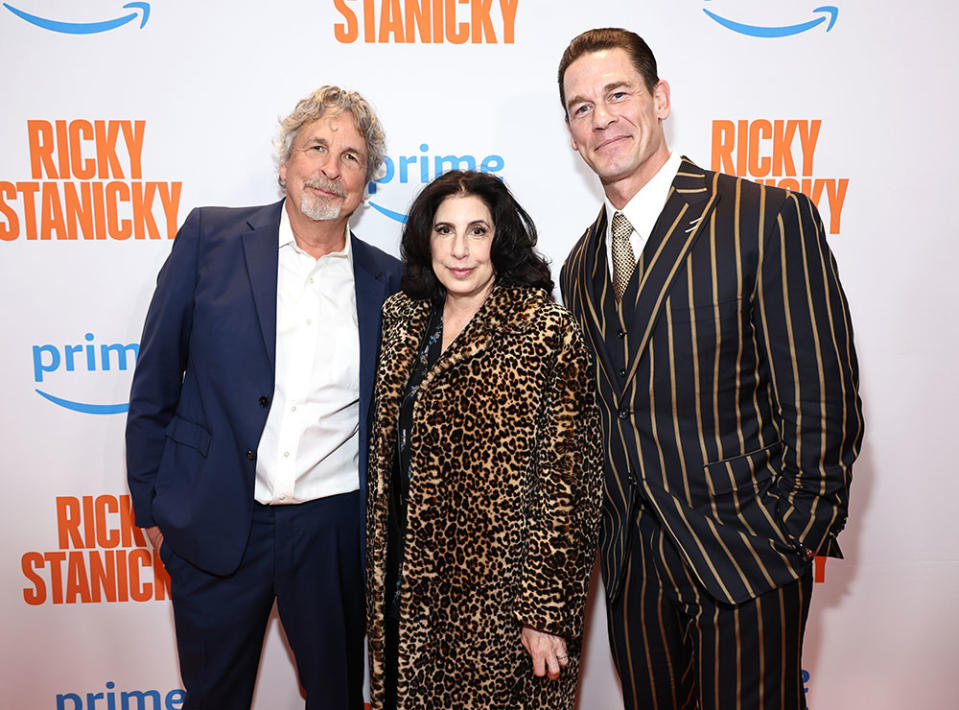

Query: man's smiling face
563;48;671;195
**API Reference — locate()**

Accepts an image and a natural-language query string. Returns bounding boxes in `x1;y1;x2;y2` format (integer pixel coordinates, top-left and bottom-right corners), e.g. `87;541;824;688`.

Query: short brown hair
558;28;659;114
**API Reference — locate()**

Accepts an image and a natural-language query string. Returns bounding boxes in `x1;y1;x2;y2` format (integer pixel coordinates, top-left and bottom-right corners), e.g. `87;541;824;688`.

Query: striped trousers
607;507;812;710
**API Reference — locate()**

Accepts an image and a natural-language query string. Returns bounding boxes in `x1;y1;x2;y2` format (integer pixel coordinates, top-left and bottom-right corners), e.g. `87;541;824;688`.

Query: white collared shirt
254;202;360;504
604;151;683;276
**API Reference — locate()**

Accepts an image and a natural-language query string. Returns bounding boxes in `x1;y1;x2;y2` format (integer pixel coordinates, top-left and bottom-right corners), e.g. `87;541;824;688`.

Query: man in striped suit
557;29;862;709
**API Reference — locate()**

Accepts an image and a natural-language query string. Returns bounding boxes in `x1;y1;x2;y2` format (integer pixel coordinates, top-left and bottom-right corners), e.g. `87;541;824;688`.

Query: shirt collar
604;150;683;239
278;199;353;263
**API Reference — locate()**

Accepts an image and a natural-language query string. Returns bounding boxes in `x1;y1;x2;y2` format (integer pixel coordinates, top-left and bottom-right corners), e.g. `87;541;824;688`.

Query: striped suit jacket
559;158;863;605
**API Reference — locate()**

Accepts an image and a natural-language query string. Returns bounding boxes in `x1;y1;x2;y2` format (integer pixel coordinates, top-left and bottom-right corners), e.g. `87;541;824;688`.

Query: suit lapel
241;200;284;371
352;234;390;409
620;158;720;395
581;208;612;341
566;209;620;389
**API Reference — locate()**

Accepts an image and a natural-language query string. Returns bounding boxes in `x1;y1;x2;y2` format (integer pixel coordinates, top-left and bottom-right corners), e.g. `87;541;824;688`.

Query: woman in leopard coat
366;171;603;709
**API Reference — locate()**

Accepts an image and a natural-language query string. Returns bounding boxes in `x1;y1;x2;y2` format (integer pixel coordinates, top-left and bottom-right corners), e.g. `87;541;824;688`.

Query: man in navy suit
126;86;402;709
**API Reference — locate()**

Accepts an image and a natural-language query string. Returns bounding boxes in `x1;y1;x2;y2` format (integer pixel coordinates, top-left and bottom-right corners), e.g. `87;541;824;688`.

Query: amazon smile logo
367;144;505;224
3;2;150;34
703;2;838;38
32;333;138;415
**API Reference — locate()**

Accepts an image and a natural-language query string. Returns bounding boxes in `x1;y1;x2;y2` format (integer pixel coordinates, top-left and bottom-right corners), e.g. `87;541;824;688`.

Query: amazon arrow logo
3;2;150;34
367;201;409;224
703;4;838;38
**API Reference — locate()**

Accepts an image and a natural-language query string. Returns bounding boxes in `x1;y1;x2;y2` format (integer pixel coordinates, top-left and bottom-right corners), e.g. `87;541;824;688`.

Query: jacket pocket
697;442;794;550
668;297;742;325
703;442;782;497
165;416;212;456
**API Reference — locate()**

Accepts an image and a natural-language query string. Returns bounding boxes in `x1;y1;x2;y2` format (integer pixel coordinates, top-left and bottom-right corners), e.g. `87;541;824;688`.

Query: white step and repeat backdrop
2;1;957;708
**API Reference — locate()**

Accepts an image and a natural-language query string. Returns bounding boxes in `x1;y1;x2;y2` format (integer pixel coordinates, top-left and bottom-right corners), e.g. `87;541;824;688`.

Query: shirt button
308;278;314;284
290;406;297;412
306;318;312;325
283;451;290;458
246;450;255;461
258;396;269;407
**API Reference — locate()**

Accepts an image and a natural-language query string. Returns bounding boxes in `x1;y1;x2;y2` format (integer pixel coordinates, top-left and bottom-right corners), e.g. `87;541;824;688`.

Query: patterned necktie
611;211;636;301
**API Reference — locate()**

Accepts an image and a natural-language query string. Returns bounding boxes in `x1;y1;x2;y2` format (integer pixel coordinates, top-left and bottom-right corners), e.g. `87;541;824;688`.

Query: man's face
280;111;367;222
563;48;671;191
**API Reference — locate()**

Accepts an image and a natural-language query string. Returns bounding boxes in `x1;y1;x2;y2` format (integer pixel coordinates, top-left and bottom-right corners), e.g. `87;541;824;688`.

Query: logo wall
702;2;838;38
57;682;184;710
32;332;138;414
0;120;181;241
333;0;519;43
711;119;848;235
367;143;505;223
21;495;169;605
3;2;151;34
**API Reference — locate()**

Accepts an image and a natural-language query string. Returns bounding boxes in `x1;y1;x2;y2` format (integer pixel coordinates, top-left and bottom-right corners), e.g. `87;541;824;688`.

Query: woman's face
430;194;496;305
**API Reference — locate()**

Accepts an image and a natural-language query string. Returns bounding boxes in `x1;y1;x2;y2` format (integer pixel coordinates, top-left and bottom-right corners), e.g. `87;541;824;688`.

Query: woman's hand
521;626;569;680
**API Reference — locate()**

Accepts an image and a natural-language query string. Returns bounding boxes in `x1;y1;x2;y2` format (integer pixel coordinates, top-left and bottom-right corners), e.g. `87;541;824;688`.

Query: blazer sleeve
125;208;201;528
513;316;603;639
753;190;863;558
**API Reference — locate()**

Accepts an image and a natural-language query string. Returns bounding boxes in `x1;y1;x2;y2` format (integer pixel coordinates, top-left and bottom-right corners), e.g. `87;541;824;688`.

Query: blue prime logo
33;333;138;415
703;2;838;38
3;2;150;34
367;144;505;223
57;681;184;710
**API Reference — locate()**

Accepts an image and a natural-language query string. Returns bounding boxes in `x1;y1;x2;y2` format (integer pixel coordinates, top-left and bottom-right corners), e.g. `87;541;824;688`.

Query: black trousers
162;491;365;710
607;507;812;710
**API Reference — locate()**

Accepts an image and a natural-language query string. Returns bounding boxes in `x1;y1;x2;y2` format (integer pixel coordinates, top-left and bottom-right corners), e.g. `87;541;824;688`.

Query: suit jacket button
258;396;269;407
619;409;630;419
616;328;626;339
618;368;627;378
246;450;255;461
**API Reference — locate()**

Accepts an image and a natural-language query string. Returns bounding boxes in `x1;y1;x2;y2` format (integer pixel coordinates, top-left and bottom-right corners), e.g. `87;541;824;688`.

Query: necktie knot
611;211;636;301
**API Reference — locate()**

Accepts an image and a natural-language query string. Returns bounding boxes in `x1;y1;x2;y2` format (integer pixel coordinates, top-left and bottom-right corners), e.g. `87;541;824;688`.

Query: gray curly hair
275;85;387;188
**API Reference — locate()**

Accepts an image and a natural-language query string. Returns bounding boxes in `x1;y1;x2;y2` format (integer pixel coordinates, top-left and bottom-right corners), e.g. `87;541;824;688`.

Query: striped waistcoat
559;158;863;604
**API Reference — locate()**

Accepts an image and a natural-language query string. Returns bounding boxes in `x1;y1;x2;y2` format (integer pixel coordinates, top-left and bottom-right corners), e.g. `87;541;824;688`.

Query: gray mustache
304;179;345;197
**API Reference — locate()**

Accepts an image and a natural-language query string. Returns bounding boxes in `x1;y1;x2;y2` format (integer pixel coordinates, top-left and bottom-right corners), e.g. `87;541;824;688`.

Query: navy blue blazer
126;200;401;575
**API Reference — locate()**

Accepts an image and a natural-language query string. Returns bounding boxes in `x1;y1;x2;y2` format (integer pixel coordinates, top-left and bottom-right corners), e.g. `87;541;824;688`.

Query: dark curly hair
400;170;554;303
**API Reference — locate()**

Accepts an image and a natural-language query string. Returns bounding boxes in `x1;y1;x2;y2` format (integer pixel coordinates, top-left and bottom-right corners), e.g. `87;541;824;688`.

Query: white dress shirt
254;203;360;504
604;150;683;276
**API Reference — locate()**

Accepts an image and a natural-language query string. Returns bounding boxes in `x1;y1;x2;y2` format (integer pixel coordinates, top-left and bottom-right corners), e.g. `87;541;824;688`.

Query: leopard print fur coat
366;284;603;709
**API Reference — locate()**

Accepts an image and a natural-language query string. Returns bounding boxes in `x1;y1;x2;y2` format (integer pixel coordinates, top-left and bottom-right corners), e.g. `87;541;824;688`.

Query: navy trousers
161;491;365;710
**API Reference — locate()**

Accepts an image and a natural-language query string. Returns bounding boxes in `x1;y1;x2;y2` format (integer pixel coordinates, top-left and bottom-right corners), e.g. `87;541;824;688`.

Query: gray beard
299;194;342;221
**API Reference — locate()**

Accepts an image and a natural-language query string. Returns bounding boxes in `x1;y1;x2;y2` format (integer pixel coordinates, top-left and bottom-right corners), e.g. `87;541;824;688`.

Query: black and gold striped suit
560;159;862;709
